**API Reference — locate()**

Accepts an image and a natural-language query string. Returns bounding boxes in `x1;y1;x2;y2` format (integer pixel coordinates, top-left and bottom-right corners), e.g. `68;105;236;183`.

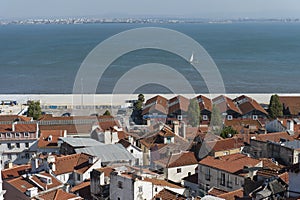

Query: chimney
26;187;38;197
63;130;67;137
287;120;294;132
5;161;13;169
12;121;17;132
31;158;39;173
173;121;179;135
180;121;186;139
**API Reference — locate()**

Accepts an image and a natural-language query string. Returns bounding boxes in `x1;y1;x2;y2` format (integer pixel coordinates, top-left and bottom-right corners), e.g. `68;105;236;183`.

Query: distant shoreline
1;17;299;26
0;93;299;105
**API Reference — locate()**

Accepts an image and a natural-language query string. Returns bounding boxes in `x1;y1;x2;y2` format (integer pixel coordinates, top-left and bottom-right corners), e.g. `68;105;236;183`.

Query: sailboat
189;53;194;63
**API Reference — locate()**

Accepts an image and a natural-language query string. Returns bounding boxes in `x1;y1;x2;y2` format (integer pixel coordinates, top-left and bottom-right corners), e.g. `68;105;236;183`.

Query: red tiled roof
30;172;63;190
39;124;92;135
152;189;185;200
6;176;37;193
208;187;227;196
38;130;64;148
0;115;31;122
234;95;267;115
205;137;244;152
279;96;300;116
217;188;244;200
168;95;190;114
53;153;91;175
199;153;261;175
196;95;213;112
98;115;120;131
70;181;90;192
213;95;241;115
251;132;295;143
155;151;198;168
37;188;82;200
143;177;183;189
0;123;37;133
96;167;115;177
1;164;31;179
142;95;168;115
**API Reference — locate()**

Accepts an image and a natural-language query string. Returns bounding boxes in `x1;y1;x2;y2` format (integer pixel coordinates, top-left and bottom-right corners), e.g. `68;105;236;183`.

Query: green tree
103;110;111;116
268;94;283;119
210;104;223;134
138;94;145;102
27;101;42;120
220;126;238;138
131;94;145;125
187;98;201;127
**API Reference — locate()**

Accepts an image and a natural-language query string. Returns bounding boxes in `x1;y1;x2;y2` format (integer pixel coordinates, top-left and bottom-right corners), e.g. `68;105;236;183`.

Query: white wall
127;145;143;166
166;164;198;183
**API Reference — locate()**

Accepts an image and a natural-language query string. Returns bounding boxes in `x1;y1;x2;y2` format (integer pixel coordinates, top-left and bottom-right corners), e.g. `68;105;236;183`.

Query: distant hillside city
0;17;299;25
0;94;300;199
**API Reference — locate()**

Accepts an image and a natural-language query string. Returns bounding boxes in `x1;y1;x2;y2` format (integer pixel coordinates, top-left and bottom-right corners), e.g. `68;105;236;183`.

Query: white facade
110;172;185;200
74;158;102;185
0;123;39;165
166;164;198;183
126;145;143;166
91;130;119;144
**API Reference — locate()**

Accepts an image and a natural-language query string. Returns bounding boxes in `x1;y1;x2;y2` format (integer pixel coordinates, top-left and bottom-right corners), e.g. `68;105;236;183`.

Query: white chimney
173;121;179;135
31;158;39;173
12;122;17;132
25;187;38;197
287;120;294;132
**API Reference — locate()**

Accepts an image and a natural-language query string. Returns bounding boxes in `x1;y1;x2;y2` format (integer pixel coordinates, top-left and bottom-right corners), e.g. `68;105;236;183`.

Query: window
220;173;225;186
205;168;211;181
25;153;30;159
235;177;239;185
24;132;29;137
16;143;20;148
252;115;258;120
188;172;191;176
138;186;143;193
166;137;171;144
25;143;29;148
77;174;81;181
130;149;133;153
7;143;11;149
8;154;12;160
177;168;182;173
155;187;158;192
6;132;11;138
118;181;123;189
15;132;20;137
202;115;208;121
227;115;233;120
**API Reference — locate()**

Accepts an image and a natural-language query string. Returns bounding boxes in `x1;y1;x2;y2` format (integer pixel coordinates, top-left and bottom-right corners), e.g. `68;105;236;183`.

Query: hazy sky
1;0;300;19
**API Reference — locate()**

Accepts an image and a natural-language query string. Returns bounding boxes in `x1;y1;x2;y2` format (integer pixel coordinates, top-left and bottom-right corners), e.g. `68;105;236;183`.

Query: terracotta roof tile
234;95;267;115
143;177;183;189
39;124;92;135
217;188;244;200
0;115;31;122
38;130;64;148
213;95;241;115
155;151;198;168
196;95;213;112
96;167;115;177
70;181;90;193
37;189;82;200
251;132;294;143
204;137;244;152
143;95;169;115
168;95;190;114
30;172;63;190
152;189;186;200
208;187;227;196
6;176;37;193
1;164;31;179
53;153;91;175
0;123;37;133
199;153;261;175
279;96;300;116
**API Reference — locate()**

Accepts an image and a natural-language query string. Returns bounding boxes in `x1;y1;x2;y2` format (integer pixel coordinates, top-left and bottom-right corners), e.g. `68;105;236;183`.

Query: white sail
189;53;194;63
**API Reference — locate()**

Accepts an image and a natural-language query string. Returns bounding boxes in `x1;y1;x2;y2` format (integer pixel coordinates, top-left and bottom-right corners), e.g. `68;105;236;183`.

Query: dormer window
252;115;258;120
15;132;20;137
24;132;29;137
203;115;208;121
6;132;11;138
227;115;233;120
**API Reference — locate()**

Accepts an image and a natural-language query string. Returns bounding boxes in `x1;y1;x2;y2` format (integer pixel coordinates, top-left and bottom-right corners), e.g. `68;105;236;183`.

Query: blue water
0;23;300;94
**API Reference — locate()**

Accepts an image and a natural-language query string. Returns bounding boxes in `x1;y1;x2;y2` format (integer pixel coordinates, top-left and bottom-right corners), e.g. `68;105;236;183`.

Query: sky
1;0;300;19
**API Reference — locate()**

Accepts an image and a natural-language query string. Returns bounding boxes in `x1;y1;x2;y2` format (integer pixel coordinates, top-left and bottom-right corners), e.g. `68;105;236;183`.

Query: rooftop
199;153;261;176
